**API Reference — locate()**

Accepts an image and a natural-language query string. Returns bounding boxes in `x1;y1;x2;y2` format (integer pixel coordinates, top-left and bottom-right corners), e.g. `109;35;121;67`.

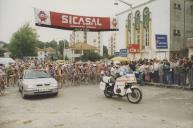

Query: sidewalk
144;82;193;90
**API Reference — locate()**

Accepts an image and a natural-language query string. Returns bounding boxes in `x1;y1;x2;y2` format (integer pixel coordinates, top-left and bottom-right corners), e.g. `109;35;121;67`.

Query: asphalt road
0;85;193;128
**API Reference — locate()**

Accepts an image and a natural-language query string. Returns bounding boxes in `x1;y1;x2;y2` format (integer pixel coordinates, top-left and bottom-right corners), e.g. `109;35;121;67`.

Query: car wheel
53;92;58;97
18;86;21;92
19;88;21;92
22;88;27;99
18;82;21;92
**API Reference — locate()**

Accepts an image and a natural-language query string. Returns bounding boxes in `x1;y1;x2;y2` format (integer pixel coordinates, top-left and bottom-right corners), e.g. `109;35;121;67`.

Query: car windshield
24;70;51;79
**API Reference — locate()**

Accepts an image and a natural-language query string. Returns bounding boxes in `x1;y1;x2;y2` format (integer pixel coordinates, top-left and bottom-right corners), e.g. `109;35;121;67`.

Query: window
135;10;141;44
143;7;150;46
177;30;180;34
75;50;82;54
128;13;132;44
174;3;176;8
174;3;181;10
84;31;87;43
191;5;193;15
173;29;181;36
178;4;181;9
144;29;150;46
136;32;140;44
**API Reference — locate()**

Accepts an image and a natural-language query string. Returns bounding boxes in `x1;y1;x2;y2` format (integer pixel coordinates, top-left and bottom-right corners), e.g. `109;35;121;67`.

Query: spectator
158;61;164;84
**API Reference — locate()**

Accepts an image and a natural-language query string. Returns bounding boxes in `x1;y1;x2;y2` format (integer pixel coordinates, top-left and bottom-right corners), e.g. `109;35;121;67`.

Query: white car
0;57;15;66
18;69;58;99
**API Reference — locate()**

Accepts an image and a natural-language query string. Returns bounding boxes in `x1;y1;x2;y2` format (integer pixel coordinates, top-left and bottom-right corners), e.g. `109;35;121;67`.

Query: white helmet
114;61;121;68
119;71;124;76
101;70;105;75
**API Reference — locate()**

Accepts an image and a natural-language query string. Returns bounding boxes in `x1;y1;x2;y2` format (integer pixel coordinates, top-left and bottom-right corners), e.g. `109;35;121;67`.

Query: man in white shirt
153;60;159;83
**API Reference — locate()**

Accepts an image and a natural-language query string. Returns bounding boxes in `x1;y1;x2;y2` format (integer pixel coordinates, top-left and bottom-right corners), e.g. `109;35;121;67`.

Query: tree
58;40;65;56
64;40;69;48
9;23;38;58
0;41;8;57
3;43;9;49
36;40;45;49
0;49;6;57
103;45;108;58
48;40;58;49
80;51;102;62
64;55;69;60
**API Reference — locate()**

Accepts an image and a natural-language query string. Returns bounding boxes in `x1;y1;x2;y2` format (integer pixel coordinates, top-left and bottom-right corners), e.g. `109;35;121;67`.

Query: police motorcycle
99;71;142;104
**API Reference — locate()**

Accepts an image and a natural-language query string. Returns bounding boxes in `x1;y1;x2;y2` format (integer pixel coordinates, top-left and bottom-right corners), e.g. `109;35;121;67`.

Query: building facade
186;38;193;59
170;0;193;58
69;31;103;56
116;0;193;60
37;47;56;61
108;32;117;56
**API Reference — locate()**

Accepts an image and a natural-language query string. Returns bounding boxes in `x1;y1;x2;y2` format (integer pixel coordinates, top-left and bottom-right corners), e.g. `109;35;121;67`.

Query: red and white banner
128;44;140;53
34;8;118;31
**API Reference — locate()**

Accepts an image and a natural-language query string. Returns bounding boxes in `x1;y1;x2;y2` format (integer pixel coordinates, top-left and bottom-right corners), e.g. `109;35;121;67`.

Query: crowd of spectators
132;58;193;88
0;57;193;89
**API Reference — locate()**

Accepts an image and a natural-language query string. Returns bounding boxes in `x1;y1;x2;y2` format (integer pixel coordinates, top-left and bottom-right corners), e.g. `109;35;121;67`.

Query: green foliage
64;40;69;48
58;40;65;56
3;43;9;49
103;45;108;58
80;51;102;62
64;55;69;60
36;41;45;49
9;23;38;58
0;49;6;57
48;40;58;49
36;39;69;60
0;41;8;57
58;55;64;60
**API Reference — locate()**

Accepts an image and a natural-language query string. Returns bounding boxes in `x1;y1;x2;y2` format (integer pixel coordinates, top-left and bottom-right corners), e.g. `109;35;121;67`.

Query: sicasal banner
34;8;118;31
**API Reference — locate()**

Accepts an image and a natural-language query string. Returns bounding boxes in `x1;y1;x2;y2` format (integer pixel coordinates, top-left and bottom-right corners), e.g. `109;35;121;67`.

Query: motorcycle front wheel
127;88;142;104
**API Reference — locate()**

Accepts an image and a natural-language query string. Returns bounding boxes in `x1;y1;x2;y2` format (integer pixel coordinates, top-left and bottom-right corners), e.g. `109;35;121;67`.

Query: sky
0;0;148;46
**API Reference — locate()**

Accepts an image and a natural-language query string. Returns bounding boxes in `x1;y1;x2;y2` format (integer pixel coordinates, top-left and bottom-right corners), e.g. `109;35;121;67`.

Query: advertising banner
155;35;168;49
34;8;118;31
128;44;140;53
119;49;128;57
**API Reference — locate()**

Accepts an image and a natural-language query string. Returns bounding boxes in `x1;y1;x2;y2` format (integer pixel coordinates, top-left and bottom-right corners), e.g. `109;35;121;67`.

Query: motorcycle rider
109;61;122;92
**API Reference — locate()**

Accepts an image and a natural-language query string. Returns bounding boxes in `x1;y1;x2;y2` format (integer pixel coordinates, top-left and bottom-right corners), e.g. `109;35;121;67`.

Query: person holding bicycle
5;64;14;87
0;66;6;95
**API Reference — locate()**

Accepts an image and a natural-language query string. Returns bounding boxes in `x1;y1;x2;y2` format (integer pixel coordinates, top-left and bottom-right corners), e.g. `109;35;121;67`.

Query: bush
80;51;102;62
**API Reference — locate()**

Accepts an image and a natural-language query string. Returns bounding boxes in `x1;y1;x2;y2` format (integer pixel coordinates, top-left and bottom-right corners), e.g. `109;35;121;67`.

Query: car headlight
23;84;34;89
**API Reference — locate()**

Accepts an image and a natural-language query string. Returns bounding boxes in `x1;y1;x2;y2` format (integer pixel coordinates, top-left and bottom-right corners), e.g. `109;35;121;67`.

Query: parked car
18;69;58;99
0;57;15;67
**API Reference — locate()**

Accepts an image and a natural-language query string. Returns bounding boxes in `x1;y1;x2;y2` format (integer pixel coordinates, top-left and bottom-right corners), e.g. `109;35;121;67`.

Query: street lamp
114;0;133;45
114;0;133;7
